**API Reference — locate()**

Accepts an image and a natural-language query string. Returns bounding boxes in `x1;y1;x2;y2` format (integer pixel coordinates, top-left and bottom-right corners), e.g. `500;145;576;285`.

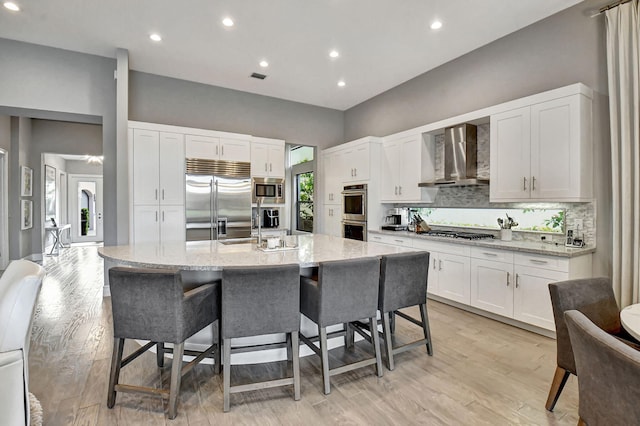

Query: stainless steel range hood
419;123;489;188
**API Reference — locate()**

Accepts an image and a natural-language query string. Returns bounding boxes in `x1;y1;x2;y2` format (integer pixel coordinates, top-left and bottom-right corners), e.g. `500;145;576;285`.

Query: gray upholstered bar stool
221;264;301;412
376;251;433;371
107;267;221;420
299;257;383;395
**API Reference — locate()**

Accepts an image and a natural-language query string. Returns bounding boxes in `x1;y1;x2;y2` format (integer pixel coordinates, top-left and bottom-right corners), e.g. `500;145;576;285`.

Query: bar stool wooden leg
381;312;395;370
319;326;331;395
344;322;355;348
370;316;383;377
390;311;396;334
286;332;293;361
213;320;221;375
223;338;232;412
157;342;164;367
168;342;184;420
291;332;301;401
107;338;125;408
419;304;433;356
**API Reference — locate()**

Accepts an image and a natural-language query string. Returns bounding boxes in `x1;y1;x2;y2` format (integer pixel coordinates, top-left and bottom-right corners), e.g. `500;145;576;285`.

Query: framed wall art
21;199;33;230
21;166;33;197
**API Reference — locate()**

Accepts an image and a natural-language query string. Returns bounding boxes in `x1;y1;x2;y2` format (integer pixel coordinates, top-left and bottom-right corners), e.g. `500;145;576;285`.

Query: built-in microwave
252;177;285;203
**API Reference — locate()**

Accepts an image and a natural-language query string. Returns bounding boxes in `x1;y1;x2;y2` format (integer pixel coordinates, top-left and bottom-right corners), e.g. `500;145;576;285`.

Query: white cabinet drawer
368;233;411;247
471;247;514;263
514;253;569;272
413;239;471;256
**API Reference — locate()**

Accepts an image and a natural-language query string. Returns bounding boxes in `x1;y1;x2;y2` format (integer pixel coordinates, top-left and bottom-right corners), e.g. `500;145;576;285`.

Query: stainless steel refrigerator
185;159;252;241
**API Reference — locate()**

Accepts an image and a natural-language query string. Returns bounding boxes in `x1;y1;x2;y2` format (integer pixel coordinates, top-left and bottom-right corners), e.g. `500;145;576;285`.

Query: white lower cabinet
471;258;514;318
412;239;471;305
324;205;342;237
513;265;566;331
133;205;185;244
368;233;412;246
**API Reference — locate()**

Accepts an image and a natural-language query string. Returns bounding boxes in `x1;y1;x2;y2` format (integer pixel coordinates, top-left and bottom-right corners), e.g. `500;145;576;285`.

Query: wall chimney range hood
419;123;489;188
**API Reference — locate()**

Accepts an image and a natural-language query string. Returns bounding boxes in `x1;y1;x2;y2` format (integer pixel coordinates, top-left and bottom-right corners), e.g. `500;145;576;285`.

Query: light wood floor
28;244;579;425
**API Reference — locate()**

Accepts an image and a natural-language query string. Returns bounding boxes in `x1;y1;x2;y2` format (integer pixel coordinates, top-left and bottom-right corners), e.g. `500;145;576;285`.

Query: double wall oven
341;184;367;241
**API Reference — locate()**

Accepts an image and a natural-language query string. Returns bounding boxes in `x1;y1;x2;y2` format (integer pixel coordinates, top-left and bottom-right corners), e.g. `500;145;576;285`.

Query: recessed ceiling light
149;33;162;42
259;60;269;68
329;50;340;58
338;80;346;87
430;20;443;30
3;2;20;11
222;17;234;27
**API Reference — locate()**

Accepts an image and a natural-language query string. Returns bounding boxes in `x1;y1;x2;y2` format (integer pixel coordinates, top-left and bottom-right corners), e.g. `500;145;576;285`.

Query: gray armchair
565;310;640;425
546;277;640;411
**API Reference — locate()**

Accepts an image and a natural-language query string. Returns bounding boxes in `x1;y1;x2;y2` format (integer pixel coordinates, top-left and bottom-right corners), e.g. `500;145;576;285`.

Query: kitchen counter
98;233;416;271
369;229;595;258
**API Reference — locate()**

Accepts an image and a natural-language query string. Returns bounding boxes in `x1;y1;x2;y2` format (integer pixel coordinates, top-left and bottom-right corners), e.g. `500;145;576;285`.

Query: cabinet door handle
162;189;165;200
529;259;548;265
221;145;224;156
532;176;536;191
394;239;404;244
155;211;158;222
483;252;498;257
394;186;398;195
515;274;520;288
399;186;402;195
438;260;443;271
433;258;437;270
506;272;510;286
354;168;357;176
216;145;219;156
523;177;527;191
162;211;165;222
265;163;268;172
270;163;272;172
155;189;158;200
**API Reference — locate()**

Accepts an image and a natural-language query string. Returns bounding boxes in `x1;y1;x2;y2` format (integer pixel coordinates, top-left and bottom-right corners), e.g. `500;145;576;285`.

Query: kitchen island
98;233;418;364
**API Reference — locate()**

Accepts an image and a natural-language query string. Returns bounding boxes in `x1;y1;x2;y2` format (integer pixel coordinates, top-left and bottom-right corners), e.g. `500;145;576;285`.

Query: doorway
69;174;103;243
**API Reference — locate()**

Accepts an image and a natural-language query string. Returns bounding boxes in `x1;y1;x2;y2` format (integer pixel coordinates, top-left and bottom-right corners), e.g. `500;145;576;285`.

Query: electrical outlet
575;219;584;230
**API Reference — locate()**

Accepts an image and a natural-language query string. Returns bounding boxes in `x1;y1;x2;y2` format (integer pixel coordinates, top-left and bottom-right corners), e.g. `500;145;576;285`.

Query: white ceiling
0;0;584;110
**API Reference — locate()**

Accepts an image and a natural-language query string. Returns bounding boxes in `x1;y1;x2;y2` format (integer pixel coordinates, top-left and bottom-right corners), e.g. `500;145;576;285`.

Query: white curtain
606;0;640;307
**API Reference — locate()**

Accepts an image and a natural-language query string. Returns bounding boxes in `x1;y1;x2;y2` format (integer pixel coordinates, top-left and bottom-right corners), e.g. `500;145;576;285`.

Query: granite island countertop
98;233;417;271
369;230;595;258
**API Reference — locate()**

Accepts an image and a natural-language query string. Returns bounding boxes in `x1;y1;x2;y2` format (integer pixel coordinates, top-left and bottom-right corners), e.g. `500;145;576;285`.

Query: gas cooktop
424;230;494;240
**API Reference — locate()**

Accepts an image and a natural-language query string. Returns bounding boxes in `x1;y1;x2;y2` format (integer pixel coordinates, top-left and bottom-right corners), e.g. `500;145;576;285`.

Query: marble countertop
98;234;417;271
369;230;595;258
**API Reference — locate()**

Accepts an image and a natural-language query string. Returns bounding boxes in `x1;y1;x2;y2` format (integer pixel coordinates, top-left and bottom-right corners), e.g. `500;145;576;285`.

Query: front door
69;175;103;243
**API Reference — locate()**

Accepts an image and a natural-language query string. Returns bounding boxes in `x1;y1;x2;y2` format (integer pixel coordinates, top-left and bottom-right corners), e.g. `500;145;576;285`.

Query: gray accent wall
129;71;344;150
9;117;32;259
343;1;611;277
0;116;10;151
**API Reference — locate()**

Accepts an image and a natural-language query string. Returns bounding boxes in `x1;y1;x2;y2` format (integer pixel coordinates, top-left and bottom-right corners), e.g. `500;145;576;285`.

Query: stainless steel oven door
342;220;367;241
342;188;366;221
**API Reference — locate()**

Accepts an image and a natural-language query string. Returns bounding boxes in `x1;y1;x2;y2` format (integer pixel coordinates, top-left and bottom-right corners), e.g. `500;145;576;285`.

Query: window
290;145;315;233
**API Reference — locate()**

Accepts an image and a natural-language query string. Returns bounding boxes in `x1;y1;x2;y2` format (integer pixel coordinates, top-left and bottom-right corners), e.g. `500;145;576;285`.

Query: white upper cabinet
381;133;436;202
159;132;185;205
132;129;184;206
132;129;160;205
251;137;285;178
490;91;592;202
322;149;344;205
185;134;250;162
342;142;370;182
